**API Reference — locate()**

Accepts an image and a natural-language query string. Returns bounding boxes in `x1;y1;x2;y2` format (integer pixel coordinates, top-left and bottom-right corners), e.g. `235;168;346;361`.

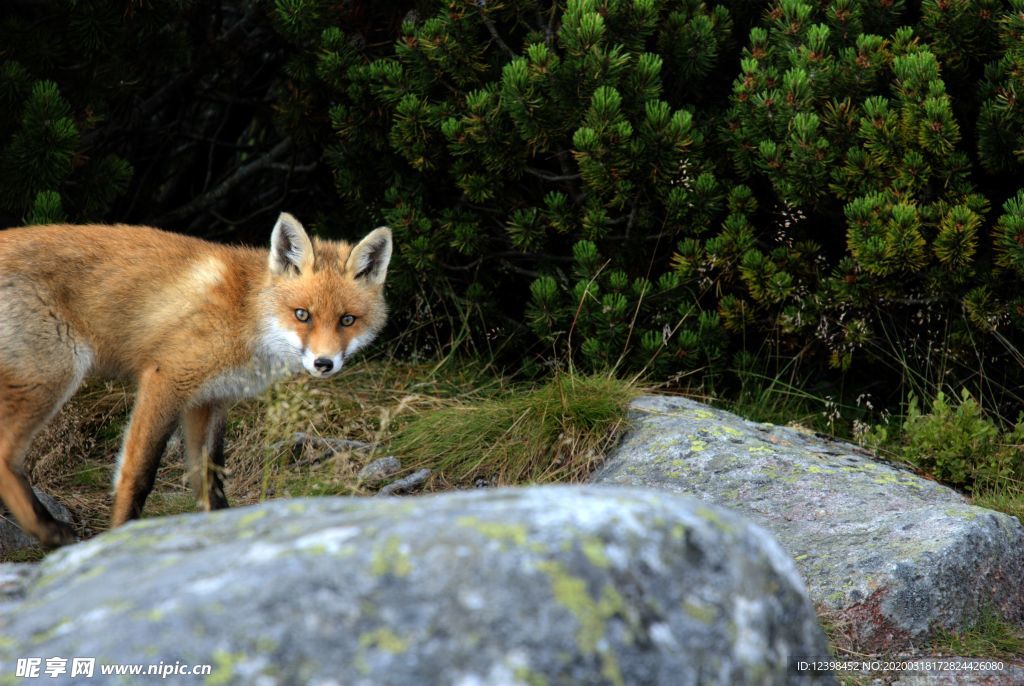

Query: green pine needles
0;76;131;223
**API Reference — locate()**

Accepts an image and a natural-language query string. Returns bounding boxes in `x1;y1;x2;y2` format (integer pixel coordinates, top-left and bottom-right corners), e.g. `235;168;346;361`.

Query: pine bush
306;0;1024;410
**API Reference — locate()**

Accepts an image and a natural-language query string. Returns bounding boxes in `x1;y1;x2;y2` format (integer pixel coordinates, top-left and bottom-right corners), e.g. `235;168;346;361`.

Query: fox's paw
37;520;78;549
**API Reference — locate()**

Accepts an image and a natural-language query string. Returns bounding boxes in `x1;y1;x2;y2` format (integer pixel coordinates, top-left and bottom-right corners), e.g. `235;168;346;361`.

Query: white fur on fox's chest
192;320;304;404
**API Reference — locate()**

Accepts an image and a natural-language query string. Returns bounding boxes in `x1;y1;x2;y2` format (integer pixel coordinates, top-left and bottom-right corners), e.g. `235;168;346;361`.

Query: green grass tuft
970;485;1024;525
928;608;1024;659
389;373;637;486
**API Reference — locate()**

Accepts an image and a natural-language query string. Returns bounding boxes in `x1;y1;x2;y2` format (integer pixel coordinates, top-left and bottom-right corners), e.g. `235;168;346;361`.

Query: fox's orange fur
0;213;392;547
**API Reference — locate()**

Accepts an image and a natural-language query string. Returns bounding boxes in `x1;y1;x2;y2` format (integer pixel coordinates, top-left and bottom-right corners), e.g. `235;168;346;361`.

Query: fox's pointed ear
269;213;315;276
346;227;392;285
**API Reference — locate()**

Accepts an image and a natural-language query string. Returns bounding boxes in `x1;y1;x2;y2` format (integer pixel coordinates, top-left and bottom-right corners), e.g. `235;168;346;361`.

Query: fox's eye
294;308;310;322
340;314;356;327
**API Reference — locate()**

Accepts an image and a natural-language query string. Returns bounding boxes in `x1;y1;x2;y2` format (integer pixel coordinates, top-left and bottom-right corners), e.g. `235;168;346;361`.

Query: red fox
0;213;391;547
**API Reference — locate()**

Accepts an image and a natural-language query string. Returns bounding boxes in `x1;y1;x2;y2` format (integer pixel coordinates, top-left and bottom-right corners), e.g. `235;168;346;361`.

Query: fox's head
261;213;392;378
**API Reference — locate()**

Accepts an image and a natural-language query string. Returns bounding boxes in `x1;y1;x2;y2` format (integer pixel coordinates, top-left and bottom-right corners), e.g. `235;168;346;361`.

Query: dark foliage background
4;0;1024;421
0;1;417;241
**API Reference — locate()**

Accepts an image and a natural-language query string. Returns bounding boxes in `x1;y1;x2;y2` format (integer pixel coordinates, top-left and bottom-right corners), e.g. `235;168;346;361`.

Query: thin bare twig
268;162;318;173
545;3;558;46
478;8;517;59
524;166;581;182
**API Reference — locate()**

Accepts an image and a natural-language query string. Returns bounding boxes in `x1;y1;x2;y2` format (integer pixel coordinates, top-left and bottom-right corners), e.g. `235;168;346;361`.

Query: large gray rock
0;487;833;686
593;396;1024;651
0;489;73;558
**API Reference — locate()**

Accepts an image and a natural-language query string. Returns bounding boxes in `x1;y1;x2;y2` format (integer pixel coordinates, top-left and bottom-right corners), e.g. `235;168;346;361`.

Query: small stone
377;469;432;496
358;456;402;482
1;489;74;559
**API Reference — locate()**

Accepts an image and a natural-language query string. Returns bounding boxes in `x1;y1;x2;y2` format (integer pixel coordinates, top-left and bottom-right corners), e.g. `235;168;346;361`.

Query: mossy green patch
944;508;978;521
254;636;278;655
457;516;529;548
871;472;901;485
371;535;412;577
96;528;138;546
205;650;245;686
536;559;625;686
237;509;269;527
1;547;46;563
355;627;410;674
695;506;736;535
514;666;550;686
581;538;609;568
650;436;684;453
140;607;164;622
683;599;717;624
359;627;409;654
302;543;329;555
104;600;131;615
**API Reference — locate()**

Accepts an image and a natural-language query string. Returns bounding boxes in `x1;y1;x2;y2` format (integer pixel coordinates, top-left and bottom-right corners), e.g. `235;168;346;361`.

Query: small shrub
876;389;1024;490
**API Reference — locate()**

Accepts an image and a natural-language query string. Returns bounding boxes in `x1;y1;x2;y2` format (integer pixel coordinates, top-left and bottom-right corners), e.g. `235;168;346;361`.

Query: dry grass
24;381;135;537
12;360;485;543
8;359;634;556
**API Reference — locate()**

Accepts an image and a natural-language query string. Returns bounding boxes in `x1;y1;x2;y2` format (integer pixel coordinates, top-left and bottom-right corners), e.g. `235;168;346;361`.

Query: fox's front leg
182;402;230;511
111;368;182;527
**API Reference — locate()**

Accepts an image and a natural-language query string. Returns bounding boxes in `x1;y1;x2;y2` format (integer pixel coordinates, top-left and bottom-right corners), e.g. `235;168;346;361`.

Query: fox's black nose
314;357;334;373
